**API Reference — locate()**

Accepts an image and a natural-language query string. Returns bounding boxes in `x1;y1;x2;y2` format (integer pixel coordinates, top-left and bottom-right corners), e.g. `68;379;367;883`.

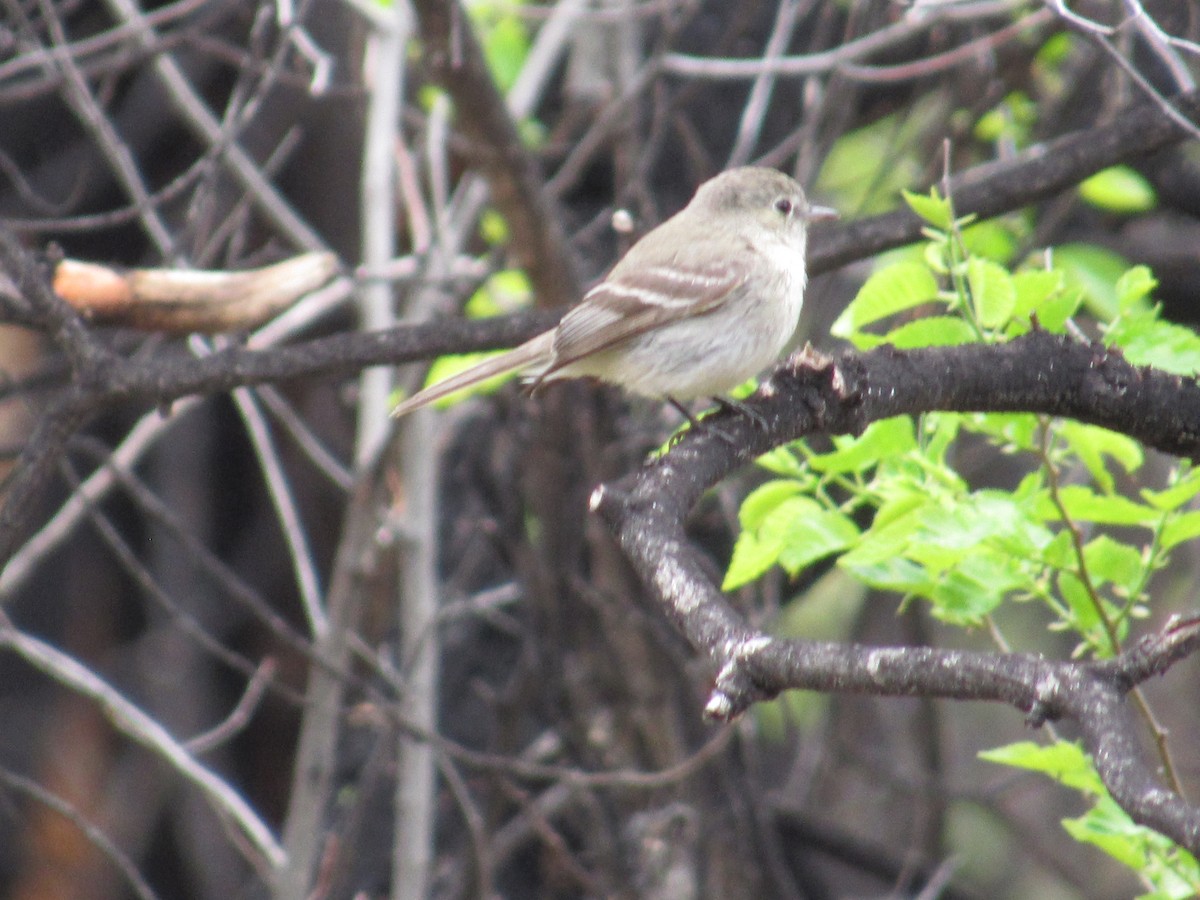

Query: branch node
704;635;777;722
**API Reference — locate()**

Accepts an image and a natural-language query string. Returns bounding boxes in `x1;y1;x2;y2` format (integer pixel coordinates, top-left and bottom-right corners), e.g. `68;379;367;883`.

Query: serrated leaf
1079;165;1157;214
1106;310;1200;376
1063;797;1200;897
778;510;860;575
840;506;923;567
724;529;778;591
832;262;939;336
962;219;1018;264
927;553;1022;624
1032;285;1084;333
1058;422;1144;493
1010;269;1064;322
1043;485;1161;526
963;412;1042;453
1082;535;1145;594
902;189;953;229
738;480;807;531
724;496;824;590
1116;265;1157;313
1058;571;1105;643
979;740;1105;794
806;416;917;474
885;315;978;348
841;555;931;594
1161;510;1200;550
754;446;811;479
1062;800;1148;869
1142;467;1200;511
968;257;1016;328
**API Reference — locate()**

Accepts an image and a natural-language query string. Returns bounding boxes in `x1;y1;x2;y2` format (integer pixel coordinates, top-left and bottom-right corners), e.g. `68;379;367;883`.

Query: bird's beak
807;205;839;223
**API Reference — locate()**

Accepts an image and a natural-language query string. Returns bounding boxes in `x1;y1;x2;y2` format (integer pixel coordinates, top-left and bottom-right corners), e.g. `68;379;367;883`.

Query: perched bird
391;167;836;419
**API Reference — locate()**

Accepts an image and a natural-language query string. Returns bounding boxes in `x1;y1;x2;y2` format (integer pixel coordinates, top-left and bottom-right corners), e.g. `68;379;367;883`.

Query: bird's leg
667;397;738;447
668;397;705;431
711;395;769;430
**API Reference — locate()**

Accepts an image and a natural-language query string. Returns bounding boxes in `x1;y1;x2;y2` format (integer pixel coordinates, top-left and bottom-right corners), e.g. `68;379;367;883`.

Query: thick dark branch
590;331;1200;851
102;307;563;405
410;0;583;308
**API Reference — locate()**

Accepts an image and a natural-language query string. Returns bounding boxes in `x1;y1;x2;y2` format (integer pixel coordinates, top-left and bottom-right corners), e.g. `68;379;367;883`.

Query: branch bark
590;329;1200;852
409;0;583;309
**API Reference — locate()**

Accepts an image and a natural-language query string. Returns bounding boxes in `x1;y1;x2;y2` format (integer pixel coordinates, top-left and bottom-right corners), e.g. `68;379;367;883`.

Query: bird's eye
774;198;793;215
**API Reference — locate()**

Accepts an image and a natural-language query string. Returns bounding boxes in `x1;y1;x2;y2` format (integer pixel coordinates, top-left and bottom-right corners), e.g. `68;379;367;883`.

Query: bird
390;167;836;419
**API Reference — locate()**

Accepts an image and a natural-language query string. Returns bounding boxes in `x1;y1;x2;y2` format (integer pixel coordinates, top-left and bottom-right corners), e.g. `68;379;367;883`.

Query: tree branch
809;91;1200;273
590;330;1200;852
409;0;583;309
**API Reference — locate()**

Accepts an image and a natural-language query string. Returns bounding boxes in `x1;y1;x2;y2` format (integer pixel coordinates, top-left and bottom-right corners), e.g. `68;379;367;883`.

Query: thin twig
0;619;286;870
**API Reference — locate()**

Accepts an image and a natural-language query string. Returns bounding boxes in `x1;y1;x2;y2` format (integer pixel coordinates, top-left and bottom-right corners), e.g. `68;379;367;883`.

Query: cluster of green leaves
727;188;1200;895
980;742;1200;899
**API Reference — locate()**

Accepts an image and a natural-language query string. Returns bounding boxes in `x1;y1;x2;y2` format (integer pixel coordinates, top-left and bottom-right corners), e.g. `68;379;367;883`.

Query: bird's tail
390;331;555;418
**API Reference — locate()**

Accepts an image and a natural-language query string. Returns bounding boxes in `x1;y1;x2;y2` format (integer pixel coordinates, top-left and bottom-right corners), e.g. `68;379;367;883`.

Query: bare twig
0;765;163;900
0;620;286;869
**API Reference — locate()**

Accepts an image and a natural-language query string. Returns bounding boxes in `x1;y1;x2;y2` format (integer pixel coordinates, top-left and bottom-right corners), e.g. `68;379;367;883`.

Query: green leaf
1116;265;1157;313
1058;571;1105;643
1062;798;1148;869
967;257;1016;329
885;315;978;348
1010;269;1064;322
927;553;1021;624
724;496;824;590
1082;535;1145;594
464;268;532;317
472;10;530;93
738;480;808;531
962;219;1019;264
1044;485;1161;526
1142;467;1200;511
806;417;917;474
962;412;1042;453
778;510;860;575
1078;165;1158;214
914;491;1045;554
814;100;942;213
1064;798;1200;898
1053;243;1130;322
832;262;939;338
479;209;509;245
979;740;1105;794
902;189;953;230
842;555;931;595
985;741;1200;898
754;445;811;479
961;412;1040;452
974;91;1037;147
840;505;924;567
1058;421;1144;493
1106;309;1200;376
1161;510;1200;551
724;530;777;590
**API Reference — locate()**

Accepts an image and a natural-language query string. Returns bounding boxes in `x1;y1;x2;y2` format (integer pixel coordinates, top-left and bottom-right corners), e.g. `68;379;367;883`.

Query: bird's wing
542;259;748;376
